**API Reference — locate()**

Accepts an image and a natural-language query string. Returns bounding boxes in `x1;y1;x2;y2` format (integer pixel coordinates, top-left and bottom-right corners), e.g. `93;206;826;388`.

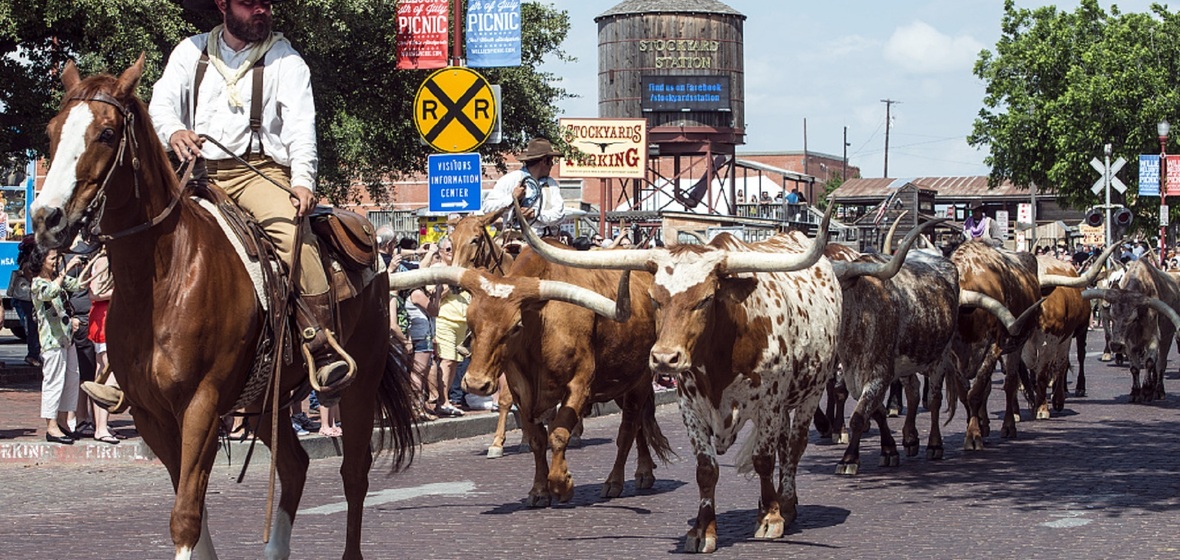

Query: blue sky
540;0;1160;179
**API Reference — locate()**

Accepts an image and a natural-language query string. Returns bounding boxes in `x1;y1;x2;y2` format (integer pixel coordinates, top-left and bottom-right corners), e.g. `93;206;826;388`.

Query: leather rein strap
68;92;181;242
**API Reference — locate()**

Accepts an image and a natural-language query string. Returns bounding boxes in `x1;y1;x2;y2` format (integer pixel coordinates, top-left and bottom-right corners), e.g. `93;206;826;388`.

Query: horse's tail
640;389;676;465
374;338;419;472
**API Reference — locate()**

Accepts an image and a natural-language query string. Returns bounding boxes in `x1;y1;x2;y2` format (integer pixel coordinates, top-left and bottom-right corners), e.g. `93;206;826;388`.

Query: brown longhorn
515;198;836;274
1040;239;1123;288
389;265;632;322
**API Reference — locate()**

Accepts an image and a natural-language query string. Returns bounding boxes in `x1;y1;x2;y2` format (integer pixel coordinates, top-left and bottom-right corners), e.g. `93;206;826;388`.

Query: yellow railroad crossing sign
413;67;497;153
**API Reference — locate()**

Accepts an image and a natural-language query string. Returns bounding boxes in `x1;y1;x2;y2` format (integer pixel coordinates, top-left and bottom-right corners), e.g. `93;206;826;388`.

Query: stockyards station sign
559;118;648;179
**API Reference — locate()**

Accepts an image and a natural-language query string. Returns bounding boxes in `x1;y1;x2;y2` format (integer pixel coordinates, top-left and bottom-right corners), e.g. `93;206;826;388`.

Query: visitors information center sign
428;153;482;212
559;118;647;179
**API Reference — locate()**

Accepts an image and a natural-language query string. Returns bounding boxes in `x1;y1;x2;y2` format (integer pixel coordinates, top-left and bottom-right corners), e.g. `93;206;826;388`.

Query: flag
872;190;900;226
466;0;521;67
396;0;449;70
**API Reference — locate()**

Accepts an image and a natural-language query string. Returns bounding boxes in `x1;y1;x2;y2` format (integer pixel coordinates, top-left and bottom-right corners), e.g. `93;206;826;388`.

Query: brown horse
32;57;416;560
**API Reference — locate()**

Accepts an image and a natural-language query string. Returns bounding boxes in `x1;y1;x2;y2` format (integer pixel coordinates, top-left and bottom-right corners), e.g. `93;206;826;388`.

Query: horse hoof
685;531;717;553
635;471;656;490
526;493;551;508
753;516;785;539
486;446;504;459
835;462;859;476
600;481;624;499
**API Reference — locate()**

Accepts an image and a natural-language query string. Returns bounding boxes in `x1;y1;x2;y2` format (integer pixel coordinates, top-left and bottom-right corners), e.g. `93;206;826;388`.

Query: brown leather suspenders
193;50;267;157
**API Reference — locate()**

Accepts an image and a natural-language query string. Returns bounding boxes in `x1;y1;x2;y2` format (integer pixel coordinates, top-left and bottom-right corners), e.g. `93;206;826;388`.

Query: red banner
1167;155;1180;197
396;0;449;70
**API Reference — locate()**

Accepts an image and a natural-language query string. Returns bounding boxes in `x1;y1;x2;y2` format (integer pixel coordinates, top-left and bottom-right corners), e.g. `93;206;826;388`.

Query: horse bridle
67;91;180;242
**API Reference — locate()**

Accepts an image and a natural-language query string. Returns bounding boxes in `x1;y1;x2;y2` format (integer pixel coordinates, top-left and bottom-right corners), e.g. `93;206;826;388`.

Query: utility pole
881;98;900;177
842;126;849;181
803;118;809;175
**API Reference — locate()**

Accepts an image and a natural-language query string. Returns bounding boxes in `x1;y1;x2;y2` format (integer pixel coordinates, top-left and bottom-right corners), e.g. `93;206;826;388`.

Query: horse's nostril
43;207;64;230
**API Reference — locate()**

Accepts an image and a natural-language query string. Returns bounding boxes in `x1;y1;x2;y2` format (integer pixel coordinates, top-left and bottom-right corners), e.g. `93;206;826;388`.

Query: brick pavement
3;329;1180;558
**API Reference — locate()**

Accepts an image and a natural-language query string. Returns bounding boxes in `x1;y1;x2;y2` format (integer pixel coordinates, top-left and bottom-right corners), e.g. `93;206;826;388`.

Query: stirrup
303;329;357;396
81;381;129;414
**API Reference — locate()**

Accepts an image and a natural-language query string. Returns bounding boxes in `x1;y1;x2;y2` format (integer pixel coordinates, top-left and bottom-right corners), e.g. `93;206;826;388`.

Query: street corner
0;438;155;465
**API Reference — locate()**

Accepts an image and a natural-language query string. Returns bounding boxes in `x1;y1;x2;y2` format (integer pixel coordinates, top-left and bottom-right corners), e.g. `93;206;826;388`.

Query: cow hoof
1001;425;1017;439
879;453;900;468
1099;353;1112;362
837;432;849;445
927;446;944;460
963;436;984;451
836;462;859;476
635;471;656;490
685;531;717;553
753;515;785;539
486;445;504;459
1074;389;1086;398
1036;408;1051;420
551;476;575;503
904;443;919;457
887;407;900;418
601;480;624;499
526;492;551;508
568;434;583;449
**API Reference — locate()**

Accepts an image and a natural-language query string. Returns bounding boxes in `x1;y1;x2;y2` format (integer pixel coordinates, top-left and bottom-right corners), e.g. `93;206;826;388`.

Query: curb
0;364;42;385
0;389;679;466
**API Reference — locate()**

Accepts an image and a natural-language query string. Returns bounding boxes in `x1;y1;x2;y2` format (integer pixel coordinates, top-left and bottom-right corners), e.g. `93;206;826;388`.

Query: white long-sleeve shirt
482;168;565;227
149;33;318;191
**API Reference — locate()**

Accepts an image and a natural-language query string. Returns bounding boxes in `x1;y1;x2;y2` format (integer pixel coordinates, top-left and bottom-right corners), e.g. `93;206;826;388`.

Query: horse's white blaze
35;104;94;213
263;511;292;560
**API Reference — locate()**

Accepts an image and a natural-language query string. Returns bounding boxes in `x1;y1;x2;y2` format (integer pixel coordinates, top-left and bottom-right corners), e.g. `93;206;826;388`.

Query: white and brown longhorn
518;201;841;553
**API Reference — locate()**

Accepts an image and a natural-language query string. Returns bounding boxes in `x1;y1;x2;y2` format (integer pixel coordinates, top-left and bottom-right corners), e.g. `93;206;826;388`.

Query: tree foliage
970;0;1180;229
0;0;573;203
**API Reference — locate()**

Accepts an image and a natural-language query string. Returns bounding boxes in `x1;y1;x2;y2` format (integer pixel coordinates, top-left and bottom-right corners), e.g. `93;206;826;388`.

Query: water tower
595;0;746;234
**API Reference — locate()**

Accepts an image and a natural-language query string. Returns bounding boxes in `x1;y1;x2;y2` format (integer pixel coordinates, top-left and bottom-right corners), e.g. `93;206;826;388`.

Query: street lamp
1160;120;1170;267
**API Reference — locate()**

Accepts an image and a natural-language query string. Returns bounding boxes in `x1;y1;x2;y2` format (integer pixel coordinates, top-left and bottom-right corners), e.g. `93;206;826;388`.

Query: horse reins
68;92;181;242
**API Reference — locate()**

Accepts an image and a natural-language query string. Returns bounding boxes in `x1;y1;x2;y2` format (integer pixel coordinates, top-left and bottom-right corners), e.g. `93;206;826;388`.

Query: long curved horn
881;210;909;256
1041;239;1123;288
1080;288;1109;302
514;198;656;271
960;290;1044;336
389;265;632;321
538;270;632;322
919;234;935;250
831;218;949;281
1143;296;1180;333
723;203;835;274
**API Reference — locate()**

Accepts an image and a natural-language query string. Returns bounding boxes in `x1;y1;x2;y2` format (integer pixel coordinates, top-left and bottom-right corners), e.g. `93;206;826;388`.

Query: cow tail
641;389;677;465
940;360;963;426
375;339;419;473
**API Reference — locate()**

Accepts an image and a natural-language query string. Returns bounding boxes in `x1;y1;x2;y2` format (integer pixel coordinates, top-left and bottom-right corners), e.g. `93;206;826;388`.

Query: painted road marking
300;481;476;515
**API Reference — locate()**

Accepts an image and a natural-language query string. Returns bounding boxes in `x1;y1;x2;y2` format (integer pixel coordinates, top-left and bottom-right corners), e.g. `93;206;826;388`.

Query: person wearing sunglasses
482;137;567;233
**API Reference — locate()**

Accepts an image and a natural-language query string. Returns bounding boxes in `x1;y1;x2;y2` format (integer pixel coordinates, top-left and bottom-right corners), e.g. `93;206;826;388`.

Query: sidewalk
0;330;678;464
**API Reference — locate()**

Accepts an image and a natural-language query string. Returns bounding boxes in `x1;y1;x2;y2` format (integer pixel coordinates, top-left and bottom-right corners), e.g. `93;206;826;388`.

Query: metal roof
734;159;817;184
596;0;746;21
831;176;1032;202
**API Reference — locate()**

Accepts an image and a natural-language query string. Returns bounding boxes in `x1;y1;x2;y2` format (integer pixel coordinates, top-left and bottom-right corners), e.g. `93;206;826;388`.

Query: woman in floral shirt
31;248;84;444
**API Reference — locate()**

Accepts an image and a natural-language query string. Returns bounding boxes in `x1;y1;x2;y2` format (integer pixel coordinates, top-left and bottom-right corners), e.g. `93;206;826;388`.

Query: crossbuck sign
414;67;497;153
1091;156;1127;195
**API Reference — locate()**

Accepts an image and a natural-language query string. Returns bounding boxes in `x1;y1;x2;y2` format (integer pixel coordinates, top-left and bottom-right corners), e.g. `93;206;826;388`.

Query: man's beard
226;8;272;43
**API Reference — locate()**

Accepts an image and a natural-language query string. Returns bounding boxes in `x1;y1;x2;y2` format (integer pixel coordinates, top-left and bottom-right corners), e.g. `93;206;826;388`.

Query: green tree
0;0;573;203
969;0;1180;229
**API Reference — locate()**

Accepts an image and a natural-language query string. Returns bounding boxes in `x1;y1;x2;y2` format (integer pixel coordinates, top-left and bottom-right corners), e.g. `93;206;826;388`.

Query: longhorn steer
519;205;840;553
1083;259;1180;402
396;247;674;506
1018;257;1091;419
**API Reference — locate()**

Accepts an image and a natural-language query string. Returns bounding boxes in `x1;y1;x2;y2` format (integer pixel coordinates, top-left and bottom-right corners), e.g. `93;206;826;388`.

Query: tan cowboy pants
207;156;330;297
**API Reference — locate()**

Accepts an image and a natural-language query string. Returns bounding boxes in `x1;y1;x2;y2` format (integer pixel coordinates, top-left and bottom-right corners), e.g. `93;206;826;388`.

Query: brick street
3;328;1180;559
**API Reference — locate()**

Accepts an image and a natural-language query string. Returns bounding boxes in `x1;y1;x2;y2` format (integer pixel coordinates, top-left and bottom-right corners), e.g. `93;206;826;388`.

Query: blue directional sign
1140;154;1161;197
428;153;482;213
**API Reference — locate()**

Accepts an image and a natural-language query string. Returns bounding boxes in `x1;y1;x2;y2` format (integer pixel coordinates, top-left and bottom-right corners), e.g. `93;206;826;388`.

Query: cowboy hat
182;0;285;12
518;137;562;163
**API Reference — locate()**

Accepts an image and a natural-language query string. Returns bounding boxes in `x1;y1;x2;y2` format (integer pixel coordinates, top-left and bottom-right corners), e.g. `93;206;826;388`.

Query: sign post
1090;145;1126;248
413;67;497;153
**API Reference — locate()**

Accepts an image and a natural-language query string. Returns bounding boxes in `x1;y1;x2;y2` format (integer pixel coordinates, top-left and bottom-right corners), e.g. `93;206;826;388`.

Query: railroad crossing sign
414;67;497;153
1090;155;1127;194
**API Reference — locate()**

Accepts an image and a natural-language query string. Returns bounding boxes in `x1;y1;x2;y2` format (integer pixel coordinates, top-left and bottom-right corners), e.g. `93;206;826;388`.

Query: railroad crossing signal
413;67;497;153
1091;155;1127;194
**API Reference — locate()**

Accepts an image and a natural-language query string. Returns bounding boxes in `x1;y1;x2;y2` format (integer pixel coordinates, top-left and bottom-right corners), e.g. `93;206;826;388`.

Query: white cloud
825;34;876;58
884;21;984;74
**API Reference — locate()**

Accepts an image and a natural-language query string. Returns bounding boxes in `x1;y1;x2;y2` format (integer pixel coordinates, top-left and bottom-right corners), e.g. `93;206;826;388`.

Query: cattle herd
390;205;1180;554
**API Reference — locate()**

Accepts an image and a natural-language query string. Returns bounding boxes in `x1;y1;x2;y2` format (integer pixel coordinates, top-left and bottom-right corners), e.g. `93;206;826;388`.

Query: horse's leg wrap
296;292;356;405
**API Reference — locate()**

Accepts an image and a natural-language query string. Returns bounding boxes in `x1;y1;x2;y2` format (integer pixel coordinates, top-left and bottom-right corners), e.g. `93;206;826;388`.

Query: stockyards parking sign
559;118;647;179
